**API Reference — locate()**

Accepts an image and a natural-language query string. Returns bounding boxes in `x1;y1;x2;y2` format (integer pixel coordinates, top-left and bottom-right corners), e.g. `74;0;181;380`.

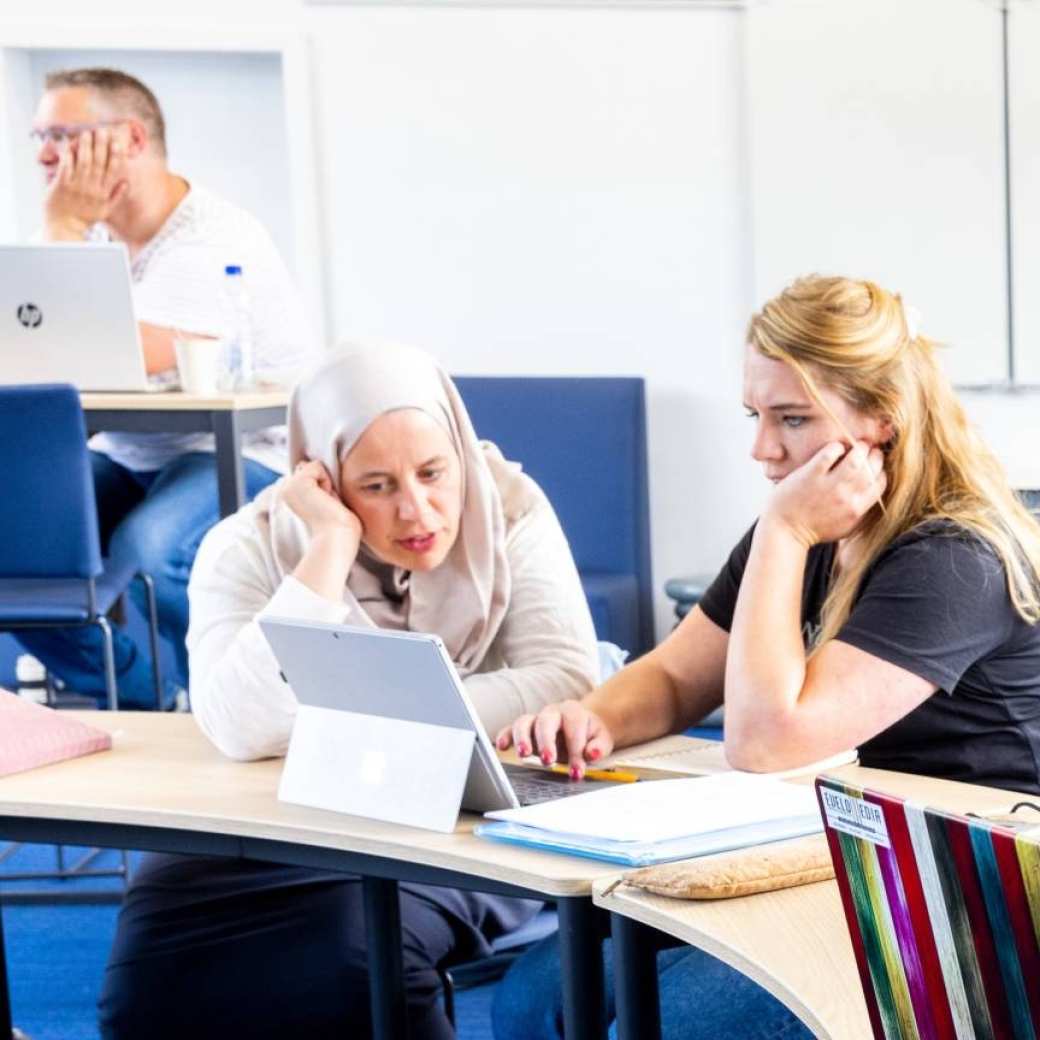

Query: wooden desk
595;765;1033;1040
0;712;615;1040
80;391;288;517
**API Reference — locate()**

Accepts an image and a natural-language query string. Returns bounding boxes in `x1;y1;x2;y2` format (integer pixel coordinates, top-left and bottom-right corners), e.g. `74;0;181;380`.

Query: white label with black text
820;788;890;847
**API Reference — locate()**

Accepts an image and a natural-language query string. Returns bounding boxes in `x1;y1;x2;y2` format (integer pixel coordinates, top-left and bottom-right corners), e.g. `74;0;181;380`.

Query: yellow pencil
547;764;639;783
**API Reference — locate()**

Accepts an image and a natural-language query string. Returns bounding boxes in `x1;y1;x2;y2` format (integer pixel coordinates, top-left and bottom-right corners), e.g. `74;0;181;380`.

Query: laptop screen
816;775;1040;1040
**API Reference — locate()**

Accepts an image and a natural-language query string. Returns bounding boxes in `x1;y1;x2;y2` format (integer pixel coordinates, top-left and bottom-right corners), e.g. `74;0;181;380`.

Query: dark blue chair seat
0;558;138;624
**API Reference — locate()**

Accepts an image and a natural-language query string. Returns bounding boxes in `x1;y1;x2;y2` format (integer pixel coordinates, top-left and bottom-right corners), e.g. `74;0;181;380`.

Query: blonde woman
493;275;1040;1040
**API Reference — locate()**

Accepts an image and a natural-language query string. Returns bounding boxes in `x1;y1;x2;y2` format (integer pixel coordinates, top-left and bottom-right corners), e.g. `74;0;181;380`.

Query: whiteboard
747;0;1007;386
1009;3;1040;385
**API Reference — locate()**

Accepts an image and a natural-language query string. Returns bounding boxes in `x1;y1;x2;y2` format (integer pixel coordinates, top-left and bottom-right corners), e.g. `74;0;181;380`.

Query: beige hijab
269;342;515;675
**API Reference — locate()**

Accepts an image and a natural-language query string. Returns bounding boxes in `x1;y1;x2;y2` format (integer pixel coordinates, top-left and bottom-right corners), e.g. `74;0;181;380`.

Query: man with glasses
16;67;318;710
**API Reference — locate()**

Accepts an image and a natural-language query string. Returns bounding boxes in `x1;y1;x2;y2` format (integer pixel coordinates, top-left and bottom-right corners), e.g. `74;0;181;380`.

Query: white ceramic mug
174;337;223;396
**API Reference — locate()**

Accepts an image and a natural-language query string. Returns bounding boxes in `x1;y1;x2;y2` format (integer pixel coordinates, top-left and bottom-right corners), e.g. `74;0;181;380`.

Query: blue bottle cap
225;264;242;276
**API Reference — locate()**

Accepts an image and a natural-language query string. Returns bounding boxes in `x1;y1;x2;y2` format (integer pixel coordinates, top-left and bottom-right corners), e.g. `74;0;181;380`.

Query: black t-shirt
699;522;1040;794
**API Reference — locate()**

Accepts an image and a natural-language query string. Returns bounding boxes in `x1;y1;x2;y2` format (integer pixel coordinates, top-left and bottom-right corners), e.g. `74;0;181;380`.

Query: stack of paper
0;690;112;778
475;773;823;866
600;735;857;779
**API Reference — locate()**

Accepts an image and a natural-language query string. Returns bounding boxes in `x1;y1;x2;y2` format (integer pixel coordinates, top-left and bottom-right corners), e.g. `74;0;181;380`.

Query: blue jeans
15;451;279;710
491;934;813;1040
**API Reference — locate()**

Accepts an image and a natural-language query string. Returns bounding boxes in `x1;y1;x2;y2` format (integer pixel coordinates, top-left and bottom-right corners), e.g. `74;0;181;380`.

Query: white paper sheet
485;772;820;844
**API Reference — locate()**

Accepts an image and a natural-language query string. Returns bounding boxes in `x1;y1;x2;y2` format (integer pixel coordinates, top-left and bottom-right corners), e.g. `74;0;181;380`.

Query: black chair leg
43;668;57;707
441;969;455;1028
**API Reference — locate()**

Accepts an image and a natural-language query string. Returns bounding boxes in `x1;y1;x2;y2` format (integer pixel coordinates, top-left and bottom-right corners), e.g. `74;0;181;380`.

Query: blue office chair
1020;488;1040;515
454;377;654;657
0;384;162;710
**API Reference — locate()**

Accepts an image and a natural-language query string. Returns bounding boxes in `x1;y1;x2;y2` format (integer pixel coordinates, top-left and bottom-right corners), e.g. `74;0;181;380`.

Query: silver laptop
0;243;160;392
259;616;616;814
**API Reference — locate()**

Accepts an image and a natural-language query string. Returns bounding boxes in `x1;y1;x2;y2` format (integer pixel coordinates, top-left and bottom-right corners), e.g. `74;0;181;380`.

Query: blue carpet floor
6;903;120;1040
2;845;497;1040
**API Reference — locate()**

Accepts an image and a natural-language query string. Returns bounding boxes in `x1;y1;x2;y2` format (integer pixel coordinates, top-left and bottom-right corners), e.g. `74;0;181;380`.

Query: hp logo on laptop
16;303;42;329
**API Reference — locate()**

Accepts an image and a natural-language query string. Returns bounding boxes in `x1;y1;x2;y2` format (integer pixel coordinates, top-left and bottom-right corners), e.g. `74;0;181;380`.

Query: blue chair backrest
0;384;102;580
453;376;653;653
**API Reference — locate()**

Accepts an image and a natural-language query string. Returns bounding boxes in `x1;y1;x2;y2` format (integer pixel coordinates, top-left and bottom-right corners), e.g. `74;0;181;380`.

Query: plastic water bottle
222;265;254;390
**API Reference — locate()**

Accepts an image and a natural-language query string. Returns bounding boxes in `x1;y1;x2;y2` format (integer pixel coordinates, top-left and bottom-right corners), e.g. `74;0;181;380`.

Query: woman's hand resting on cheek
765;440;887;548
281;461;363;544
282;461;364;599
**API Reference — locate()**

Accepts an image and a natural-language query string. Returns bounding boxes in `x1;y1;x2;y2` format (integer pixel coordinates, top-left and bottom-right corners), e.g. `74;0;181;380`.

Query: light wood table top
79;389;289;411
594;765;1032;1040
0;712;615;898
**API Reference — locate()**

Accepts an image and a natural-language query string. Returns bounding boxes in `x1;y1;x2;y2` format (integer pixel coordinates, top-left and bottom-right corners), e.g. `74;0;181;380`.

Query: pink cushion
0;690;111;778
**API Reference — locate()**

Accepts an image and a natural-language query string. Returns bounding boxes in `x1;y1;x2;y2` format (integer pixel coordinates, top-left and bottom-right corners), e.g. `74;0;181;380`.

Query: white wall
961;389;1040;492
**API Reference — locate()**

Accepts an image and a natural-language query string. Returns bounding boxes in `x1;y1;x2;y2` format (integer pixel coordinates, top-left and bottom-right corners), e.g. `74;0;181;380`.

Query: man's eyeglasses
29;121;125;146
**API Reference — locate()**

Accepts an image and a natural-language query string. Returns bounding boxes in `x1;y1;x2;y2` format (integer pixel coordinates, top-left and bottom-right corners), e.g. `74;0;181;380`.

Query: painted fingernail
570;765;581;780
589;748;602;761
517;743;528;757
541;749;552;765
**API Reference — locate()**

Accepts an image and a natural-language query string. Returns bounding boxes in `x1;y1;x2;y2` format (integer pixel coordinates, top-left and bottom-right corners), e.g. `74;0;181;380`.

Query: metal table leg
0;896;12;1039
362;876;409;1040
211;410;245;518
557;897;607;1040
611;912;662;1040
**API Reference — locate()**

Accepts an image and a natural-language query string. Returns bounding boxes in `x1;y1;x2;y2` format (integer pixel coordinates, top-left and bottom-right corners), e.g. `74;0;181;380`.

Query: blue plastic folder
474;773;824;866
473;816;823;867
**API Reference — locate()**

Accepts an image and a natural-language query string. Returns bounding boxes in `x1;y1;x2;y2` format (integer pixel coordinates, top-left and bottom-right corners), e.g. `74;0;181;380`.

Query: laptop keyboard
502;763;622;806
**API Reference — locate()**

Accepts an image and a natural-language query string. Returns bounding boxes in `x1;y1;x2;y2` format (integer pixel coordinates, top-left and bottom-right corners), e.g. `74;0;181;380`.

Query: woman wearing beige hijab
97;344;600;1040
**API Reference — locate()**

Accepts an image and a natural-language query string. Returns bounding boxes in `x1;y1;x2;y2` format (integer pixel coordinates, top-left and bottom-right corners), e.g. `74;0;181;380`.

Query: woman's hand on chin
282;462;364;600
495;700;616;780
764;440;887;548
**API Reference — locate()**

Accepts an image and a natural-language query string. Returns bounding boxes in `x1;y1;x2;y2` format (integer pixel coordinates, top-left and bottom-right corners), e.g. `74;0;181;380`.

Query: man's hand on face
44;125;130;241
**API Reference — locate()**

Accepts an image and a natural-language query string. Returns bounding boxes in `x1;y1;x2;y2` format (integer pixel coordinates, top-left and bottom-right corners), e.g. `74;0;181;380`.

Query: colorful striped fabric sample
817;777;1040;1040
